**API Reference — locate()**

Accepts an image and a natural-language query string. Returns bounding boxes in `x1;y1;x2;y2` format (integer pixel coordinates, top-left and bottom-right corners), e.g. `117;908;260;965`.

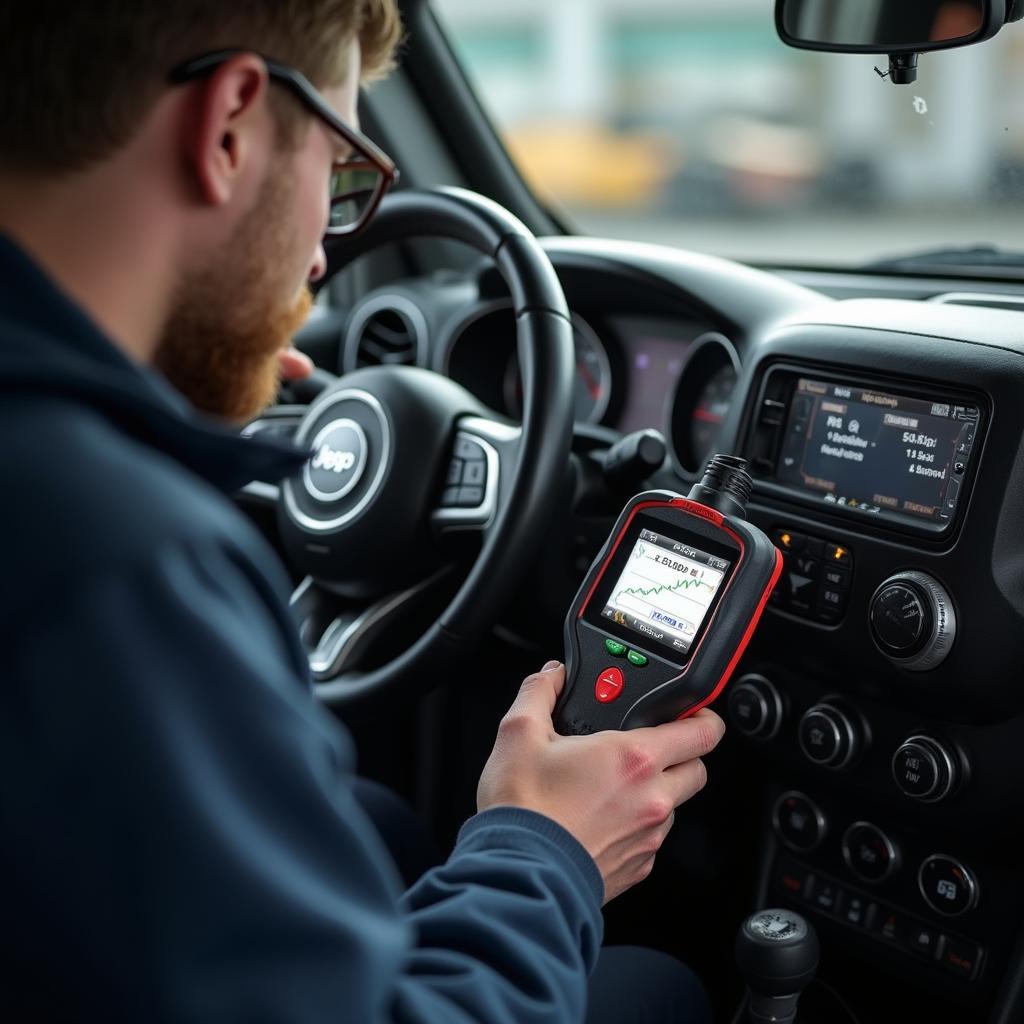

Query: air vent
343;294;427;373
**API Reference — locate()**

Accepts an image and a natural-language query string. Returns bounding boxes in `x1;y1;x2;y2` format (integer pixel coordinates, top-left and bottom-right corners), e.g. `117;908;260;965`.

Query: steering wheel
270;187;575;709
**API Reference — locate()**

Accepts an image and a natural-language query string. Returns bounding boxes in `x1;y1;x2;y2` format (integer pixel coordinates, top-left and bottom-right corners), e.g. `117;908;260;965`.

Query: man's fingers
277;347;314;381
661;757;709;808
504;662;566;722
625;708;726;770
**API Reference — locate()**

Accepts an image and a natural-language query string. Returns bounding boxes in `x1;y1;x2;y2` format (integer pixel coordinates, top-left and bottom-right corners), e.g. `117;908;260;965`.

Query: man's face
155;42;362;423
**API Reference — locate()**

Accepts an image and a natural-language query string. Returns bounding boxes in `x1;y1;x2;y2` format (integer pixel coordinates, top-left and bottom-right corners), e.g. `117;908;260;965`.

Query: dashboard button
446;458;463;485
824;543;851;565
793;553;819;578
811;881;844;917
938;936;983;980
909;923;940;960
786;570;818;609
772;791;827;853
775;858;815;900
594;667;625;704
773;529;805;553
822;566;851;589
892;736;960;803
870;573;956;671
919;856;979;917
843;894;868;928
871;583;929;653
871;906;906;948
728;674;783;740
842;822;899;883
798;700;862;770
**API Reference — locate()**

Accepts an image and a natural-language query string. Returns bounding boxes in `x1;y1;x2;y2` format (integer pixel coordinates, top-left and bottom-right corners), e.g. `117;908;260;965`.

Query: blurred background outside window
433;0;1024;267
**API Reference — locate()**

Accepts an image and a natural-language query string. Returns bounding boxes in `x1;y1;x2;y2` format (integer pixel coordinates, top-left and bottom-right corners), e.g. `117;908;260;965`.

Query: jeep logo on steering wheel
312;445;357;474
304;419;368;503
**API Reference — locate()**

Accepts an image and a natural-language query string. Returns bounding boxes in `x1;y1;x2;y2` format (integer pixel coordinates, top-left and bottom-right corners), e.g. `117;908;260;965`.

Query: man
0;2;722;1020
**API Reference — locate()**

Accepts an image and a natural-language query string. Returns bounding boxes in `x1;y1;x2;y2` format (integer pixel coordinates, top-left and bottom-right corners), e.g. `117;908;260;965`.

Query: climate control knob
892;735;961;802
728;674;784;740
869;572;956;671
798;699;862;770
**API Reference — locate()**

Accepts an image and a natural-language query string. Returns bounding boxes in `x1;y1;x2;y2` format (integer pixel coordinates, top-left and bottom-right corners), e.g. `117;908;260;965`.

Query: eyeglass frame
169;49;399;237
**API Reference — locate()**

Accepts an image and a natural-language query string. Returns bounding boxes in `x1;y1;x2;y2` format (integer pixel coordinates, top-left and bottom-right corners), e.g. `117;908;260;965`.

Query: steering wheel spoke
290;572;448;681
432;416;521;536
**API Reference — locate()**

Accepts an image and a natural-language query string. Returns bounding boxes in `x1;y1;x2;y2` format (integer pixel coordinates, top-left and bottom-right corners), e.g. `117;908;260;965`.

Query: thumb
278;347;314;382
507;661;566;721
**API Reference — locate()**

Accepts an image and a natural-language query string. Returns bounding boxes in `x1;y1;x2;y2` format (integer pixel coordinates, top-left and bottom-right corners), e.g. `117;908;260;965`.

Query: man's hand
477;661;725;904
278;346;314;382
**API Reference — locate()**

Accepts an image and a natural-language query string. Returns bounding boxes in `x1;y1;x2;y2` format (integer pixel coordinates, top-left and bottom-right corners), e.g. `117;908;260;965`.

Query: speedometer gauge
504;315;612;424
669;333;741;474
690;364;738;465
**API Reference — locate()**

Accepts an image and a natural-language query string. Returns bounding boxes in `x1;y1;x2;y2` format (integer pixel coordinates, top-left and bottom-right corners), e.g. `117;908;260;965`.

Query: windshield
433;0;1024;271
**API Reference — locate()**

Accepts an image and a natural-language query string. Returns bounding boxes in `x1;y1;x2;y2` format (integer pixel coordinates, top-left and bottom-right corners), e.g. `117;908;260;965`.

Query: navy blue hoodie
0;234;603;1022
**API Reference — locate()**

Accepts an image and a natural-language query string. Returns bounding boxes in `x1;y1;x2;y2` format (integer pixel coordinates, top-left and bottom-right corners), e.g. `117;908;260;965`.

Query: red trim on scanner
675;545;784;721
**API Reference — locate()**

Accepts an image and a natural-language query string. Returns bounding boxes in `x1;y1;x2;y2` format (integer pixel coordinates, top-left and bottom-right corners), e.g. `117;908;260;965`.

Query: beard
155;170;314;424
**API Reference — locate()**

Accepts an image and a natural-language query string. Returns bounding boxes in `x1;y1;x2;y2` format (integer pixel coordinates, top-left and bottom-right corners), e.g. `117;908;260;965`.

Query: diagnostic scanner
554;455;783;735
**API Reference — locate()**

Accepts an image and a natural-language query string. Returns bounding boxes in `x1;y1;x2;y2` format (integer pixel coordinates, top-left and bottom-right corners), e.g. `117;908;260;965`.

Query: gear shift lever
735;909;819;1023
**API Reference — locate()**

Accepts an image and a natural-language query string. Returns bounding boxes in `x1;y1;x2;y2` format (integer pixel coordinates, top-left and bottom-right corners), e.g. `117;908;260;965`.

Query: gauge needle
692;407;724;424
578;360;601;398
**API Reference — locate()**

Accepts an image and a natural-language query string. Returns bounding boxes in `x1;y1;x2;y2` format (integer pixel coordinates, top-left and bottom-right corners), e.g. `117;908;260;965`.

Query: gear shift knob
735;909;819;1023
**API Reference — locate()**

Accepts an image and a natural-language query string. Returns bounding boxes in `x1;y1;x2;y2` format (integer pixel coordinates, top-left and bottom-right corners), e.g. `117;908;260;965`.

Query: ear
181;54;271;207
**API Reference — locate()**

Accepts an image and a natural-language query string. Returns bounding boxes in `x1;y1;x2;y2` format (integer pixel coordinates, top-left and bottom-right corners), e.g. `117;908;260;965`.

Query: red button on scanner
595;666;625;703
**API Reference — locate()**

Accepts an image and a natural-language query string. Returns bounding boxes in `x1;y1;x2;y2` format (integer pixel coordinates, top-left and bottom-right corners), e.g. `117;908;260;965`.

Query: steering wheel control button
462;460;487;486
870;572;956;670
440;441;488;509
455;436;487;462
595;666;625;704
919;856;979;917
304;419;368;502
892;736;959;802
798;700;861;770
728;674;784;740
842;823;899;884
604;638;627;657
772;527;854;624
772;792;827;853
626;650;648;667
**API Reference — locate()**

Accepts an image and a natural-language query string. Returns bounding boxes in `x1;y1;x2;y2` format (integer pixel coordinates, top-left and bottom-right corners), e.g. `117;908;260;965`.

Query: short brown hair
0;1;403;175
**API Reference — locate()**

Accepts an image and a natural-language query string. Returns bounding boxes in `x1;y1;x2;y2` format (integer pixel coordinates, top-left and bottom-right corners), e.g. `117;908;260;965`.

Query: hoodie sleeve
3;536;603;1024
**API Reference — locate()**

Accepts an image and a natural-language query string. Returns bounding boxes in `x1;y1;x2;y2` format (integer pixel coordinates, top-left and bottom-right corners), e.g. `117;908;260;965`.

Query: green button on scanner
627;650;648;667
604;638;627;657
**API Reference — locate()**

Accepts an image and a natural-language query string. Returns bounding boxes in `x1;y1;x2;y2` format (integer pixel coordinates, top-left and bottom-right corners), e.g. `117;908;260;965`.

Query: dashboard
331;237;1024;1024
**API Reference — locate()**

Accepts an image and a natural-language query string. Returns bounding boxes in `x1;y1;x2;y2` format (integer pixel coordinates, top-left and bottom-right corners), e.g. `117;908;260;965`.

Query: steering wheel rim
287;186;575;709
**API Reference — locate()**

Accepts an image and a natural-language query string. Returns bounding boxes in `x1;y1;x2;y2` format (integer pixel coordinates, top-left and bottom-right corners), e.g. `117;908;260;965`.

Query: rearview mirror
775;0;1008;83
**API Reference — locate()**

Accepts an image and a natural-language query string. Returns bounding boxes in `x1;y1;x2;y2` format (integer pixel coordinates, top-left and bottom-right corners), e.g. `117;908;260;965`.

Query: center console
719;300;1024;1023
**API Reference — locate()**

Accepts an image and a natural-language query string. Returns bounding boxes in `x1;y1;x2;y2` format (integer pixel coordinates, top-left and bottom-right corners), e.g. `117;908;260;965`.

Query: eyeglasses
169;50;399;237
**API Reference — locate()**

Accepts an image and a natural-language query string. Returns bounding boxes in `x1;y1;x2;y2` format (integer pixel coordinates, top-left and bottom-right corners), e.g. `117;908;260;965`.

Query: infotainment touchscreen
775;378;979;526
